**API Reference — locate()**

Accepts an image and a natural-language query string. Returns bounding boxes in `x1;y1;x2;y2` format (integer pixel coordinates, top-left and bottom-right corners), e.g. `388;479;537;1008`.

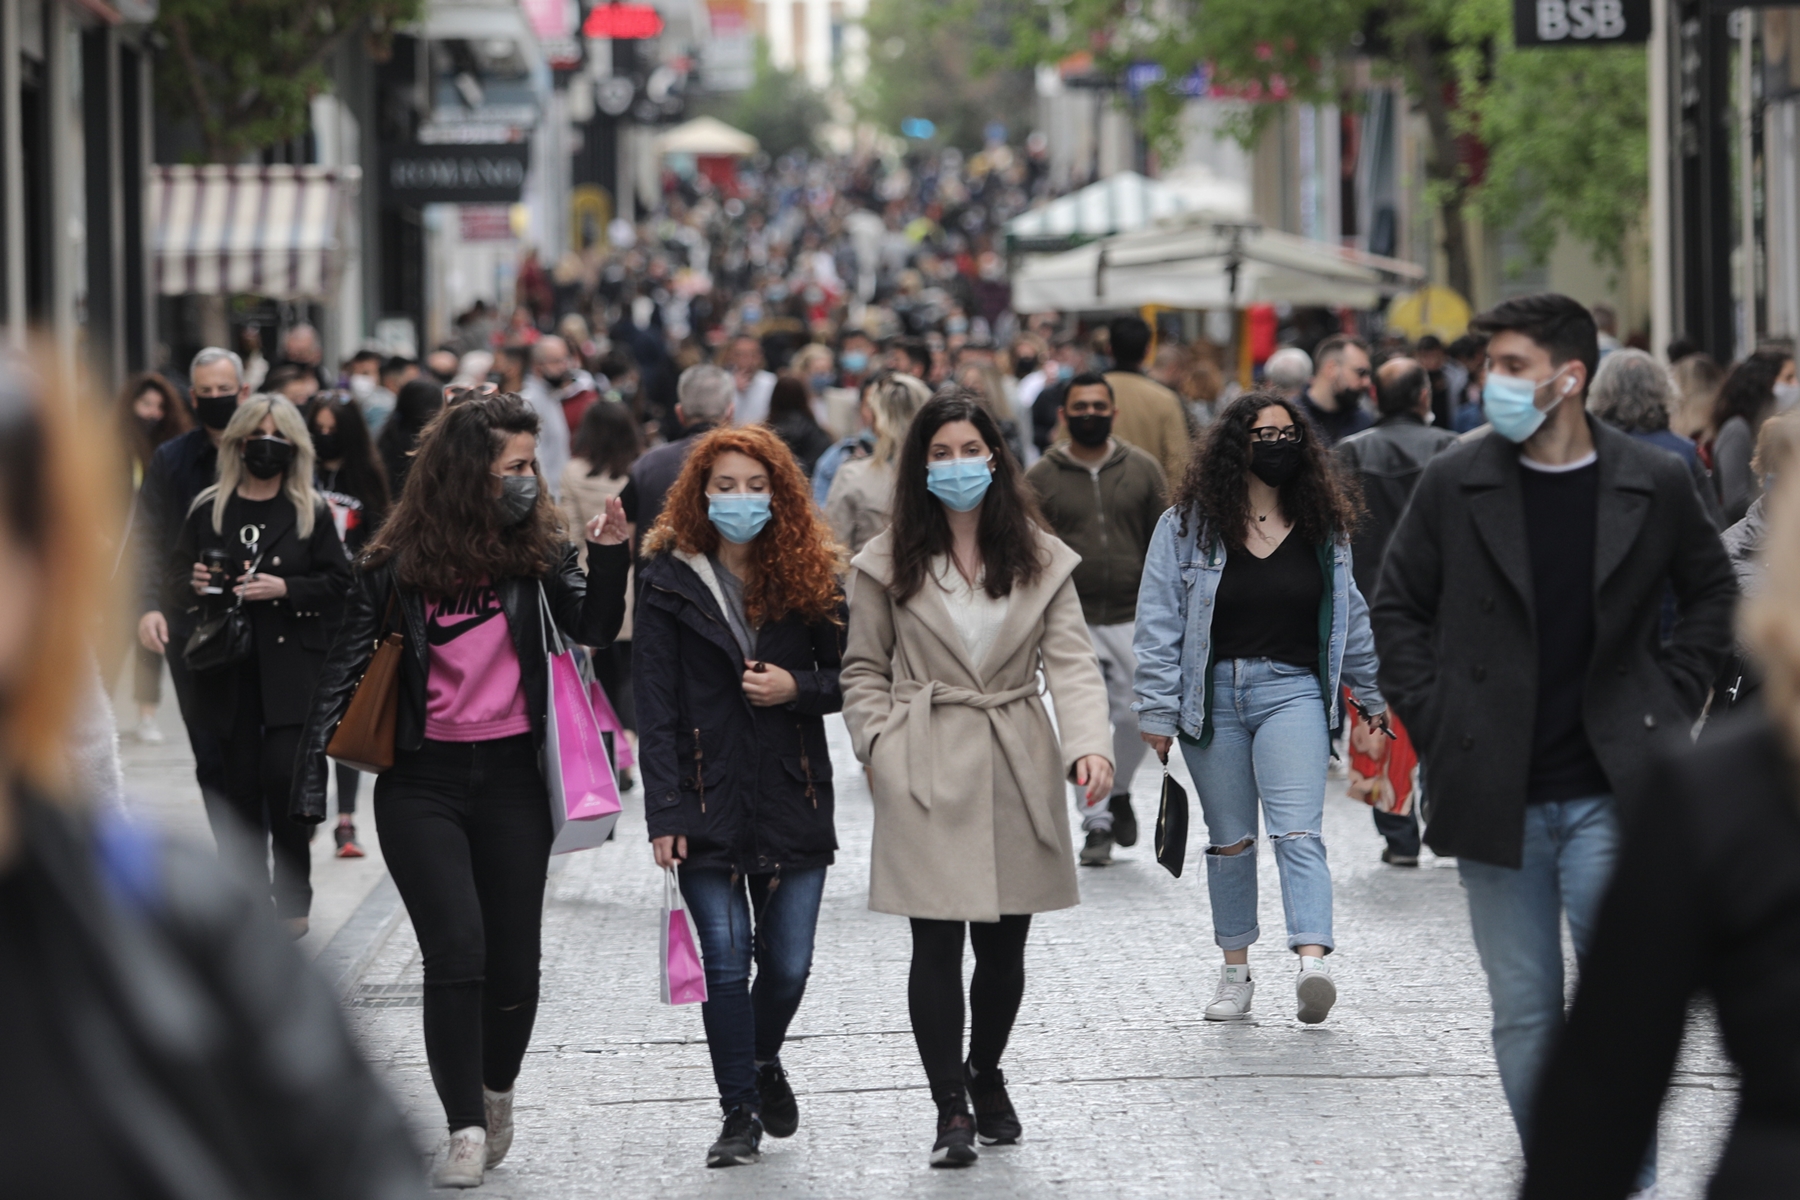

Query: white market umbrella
657;116;760;157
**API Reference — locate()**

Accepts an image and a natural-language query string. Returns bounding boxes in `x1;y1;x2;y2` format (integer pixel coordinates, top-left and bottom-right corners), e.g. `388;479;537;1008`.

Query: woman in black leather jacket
170;395;350;936
0;361;425;1200
295;392;629;1188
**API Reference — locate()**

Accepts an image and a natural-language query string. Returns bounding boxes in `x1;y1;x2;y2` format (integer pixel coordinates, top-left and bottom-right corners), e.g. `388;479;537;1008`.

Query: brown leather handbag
326;591;403;774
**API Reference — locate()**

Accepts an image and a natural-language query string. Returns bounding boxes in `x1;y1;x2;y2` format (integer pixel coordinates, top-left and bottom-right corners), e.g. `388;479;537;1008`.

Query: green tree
698;43;831;158
857;0;1038;151
1013;0;1647;298
156;0;421;162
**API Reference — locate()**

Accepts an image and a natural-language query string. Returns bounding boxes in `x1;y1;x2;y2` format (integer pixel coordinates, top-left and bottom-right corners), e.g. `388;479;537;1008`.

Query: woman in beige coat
841;390;1114;1169
823;371;931;555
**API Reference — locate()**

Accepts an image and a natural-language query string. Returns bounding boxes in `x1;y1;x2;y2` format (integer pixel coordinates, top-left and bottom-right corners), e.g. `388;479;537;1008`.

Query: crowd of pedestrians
8;192;1800;1197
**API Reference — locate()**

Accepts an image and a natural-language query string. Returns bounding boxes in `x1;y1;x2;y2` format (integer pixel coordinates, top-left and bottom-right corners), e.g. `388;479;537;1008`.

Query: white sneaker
1296;957;1336;1024
1204;964;1254;1021
484;1087;514;1168
434;1126;486;1189
134;716;164;745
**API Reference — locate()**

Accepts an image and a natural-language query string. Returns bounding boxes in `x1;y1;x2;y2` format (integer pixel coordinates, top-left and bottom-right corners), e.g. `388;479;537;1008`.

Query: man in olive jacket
1026;372;1168;866
1370;294;1736;1194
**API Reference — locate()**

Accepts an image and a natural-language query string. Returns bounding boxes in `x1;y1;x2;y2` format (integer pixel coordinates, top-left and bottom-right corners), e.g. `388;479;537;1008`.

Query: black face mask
243;437;296;480
496;474;540;525
1249;440;1304;487
310;428;344;461
541;370;570;389
1333;387;1366;413
194;394;239;431
1066;413;1113;448
1014;357;1040;379
137;414;163;438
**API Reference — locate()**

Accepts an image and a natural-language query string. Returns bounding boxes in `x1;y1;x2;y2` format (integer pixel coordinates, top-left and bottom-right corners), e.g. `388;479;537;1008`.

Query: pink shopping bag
588;679;635;771
538;588;622;854
661;868;708;1006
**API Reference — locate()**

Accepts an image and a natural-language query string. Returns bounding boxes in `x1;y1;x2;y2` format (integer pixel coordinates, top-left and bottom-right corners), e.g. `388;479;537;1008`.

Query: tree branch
166;10;224;160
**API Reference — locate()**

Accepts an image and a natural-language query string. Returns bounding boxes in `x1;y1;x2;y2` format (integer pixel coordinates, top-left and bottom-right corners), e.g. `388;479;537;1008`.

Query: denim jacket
1131;507;1386;744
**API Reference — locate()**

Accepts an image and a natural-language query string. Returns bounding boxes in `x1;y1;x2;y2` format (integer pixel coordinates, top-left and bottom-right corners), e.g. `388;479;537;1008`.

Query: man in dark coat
1371;294;1736;1195
630;364;734;548
1336;356;1457;865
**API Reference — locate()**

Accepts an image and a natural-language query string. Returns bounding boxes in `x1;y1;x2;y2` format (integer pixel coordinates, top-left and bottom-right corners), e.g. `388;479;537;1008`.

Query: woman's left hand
741;661;799;707
1074;754;1114;803
235;572;287;601
586;496;630;546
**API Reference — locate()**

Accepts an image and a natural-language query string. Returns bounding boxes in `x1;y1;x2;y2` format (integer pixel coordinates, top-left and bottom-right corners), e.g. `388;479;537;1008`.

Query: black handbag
1155;766;1189;878
183;552;261;673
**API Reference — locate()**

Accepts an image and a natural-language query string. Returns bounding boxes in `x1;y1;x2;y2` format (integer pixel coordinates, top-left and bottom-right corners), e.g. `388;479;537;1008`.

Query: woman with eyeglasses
168;394;351;936
841;389;1113;1169
1133;390;1387;1027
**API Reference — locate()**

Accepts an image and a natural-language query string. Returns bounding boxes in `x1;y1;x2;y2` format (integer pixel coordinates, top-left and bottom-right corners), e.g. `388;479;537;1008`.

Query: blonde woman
1521;460;1800;1199
824;371;931;555
168;395;350;934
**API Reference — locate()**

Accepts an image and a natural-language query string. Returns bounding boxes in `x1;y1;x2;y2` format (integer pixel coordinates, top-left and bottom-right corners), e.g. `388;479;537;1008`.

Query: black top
1523;710;1800;1199
1211;531;1322;668
1518;458;1611;802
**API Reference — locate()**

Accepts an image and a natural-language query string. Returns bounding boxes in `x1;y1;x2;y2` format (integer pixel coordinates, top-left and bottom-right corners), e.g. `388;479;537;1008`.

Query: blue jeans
1179;658;1334;953
1458;796;1654;1191
678;866;826;1111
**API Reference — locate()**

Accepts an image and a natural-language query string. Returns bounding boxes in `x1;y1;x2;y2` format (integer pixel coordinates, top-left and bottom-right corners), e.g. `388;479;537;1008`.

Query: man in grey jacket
1025;373;1169;866
1371;294;1736;1195
1337;357;1457;866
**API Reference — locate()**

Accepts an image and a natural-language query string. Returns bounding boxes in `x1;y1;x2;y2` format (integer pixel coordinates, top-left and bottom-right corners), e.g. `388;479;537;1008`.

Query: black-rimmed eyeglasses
1251;425;1305;444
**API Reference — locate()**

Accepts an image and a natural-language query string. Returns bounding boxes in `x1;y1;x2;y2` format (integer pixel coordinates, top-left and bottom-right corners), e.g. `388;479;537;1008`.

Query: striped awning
149;165;361;301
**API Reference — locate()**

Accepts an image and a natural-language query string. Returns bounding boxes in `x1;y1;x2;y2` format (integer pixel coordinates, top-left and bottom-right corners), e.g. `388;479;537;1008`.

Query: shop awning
149;165;361;301
1005;171;1227;252
657;116;760;157
1010;213;1426;313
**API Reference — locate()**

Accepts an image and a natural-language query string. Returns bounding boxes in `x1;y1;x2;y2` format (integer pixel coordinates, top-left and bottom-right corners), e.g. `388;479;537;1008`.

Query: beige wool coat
841;528;1114;922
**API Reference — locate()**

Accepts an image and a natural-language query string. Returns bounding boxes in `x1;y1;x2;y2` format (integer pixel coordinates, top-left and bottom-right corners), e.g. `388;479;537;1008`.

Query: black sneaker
1381;847;1420;867
930;1112;979;1168
964;1061;1022;1145
756;1061;799;1138
1110;793;1139;847
1079;829;1113;866
706;1104;763;1167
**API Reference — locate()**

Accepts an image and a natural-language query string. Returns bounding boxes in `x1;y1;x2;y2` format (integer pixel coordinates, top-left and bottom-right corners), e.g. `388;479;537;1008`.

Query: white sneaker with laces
1296;956;1336;1024
484;1087;514;1167
1204;964;1254;1021
434;1126;486;1189
135;716;165;745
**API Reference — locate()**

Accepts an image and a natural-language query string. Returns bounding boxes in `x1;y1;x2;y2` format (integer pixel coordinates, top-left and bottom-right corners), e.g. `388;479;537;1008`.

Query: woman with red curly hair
635;423;846;1169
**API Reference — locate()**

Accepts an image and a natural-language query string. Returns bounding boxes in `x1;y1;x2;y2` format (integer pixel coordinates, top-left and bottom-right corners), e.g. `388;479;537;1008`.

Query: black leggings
220;657;310;918
589;639;635;732
908;915;1033;1098
375;735;552;1132
335;762;360;817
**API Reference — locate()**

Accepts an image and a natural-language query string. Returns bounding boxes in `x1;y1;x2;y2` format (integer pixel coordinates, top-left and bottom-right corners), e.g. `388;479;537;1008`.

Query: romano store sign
383;144;530;204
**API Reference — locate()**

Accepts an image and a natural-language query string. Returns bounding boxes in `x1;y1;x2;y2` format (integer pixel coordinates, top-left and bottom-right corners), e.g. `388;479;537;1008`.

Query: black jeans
908;915;1032;1102
590;639;635;732
219;656;310;918
164;645;229;835
375;735;552;1132
335;762;360;817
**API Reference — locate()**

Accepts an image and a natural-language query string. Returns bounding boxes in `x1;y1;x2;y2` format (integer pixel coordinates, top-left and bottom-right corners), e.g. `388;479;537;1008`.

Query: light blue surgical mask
926;456;993;512
1482;366;1571;444
708;493;772;543
841;351;869;374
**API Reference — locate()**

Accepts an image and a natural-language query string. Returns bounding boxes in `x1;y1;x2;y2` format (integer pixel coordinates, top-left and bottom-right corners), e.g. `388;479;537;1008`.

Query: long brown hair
642;424;843;626
887;389;1046;603
361;392;567;598
116;371;189;470
1172;390;1361;550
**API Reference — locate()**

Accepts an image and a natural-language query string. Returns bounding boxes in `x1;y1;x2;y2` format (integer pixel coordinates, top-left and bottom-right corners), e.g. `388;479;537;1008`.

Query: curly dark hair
887;389;1047;602
1710;348;1793;437
360;392;568;598
1172;391;1361;550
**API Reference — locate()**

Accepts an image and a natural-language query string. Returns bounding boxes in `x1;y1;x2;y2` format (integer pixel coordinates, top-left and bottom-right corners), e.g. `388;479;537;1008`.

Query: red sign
583;3;664;39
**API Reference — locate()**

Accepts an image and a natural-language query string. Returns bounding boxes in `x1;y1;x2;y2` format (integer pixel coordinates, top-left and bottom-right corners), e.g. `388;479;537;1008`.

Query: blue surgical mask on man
708;493;772;543
1482;364;1574;443
925;456;993;512
841;351;869;375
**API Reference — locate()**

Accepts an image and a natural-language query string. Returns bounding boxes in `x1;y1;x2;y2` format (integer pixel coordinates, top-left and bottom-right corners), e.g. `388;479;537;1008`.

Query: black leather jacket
292;540;630;822
10;793;426;1200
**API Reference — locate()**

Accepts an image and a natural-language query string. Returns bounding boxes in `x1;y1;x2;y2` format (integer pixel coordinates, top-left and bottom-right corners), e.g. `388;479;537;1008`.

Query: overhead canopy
1006;171;1204;249
658;116;759;157
1010;214;1426;313
149;165;360;301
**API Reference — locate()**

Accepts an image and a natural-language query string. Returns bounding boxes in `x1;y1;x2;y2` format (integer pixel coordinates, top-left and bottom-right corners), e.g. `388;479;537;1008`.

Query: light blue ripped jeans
1179;658;1333;953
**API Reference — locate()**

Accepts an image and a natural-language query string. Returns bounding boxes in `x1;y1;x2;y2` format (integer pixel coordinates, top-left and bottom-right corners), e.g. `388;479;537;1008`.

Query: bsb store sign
1513;0;1650;46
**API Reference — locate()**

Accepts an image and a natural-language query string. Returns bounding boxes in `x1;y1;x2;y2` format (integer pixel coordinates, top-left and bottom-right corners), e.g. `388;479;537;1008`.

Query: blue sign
1125;63;1211;98
900;117;936;139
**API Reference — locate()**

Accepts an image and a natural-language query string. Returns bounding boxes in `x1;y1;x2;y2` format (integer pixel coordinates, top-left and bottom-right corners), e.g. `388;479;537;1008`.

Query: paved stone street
118;668;1737;1198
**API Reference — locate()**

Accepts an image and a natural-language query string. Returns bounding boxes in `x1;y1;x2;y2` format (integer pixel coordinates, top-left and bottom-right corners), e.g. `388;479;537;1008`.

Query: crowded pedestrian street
115;678;1738;1197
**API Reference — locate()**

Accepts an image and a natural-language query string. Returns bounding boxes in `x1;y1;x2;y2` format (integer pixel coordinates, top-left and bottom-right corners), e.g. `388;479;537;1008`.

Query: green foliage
155;0;421;162
856;0;1038;151
697;43;831;159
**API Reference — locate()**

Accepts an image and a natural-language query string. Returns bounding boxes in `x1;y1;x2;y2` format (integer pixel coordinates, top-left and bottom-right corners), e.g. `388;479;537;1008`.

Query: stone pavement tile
349;716;1735;1198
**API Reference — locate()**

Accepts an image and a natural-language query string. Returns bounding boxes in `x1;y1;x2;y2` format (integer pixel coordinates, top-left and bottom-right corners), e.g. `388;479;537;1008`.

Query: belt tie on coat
891;677;1061;849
